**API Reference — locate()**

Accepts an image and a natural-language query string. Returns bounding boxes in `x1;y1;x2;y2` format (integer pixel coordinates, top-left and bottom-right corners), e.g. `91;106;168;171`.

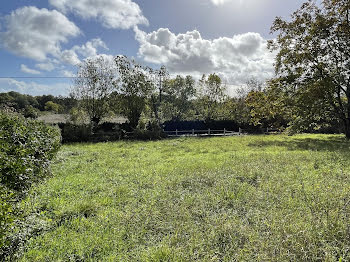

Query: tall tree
114;56;154;128
197;74;227;121
269;0;350;138
71;55;117;126
161;75;196;121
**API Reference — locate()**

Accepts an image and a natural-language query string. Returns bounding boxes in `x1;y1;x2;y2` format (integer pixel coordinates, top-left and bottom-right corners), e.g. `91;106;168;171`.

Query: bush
0;111;60;256
59;123;93;143
0;111;61;194
0;187;13;249
133;120;166;140
59;123;125;143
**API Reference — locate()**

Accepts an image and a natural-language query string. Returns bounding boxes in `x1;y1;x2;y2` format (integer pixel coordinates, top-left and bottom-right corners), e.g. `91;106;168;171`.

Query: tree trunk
344;119;350;139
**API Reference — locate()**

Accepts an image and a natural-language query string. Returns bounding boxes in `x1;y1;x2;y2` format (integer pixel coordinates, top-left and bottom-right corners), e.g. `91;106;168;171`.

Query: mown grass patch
12;134;350;261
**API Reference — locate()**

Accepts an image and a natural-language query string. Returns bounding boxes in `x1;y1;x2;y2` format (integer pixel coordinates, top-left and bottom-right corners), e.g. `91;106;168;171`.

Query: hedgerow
0;110;61;252
0;111;61;194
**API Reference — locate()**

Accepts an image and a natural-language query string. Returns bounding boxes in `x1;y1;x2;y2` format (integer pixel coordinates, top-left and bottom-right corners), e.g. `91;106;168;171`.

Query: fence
164;127;281;137
124;127;281;138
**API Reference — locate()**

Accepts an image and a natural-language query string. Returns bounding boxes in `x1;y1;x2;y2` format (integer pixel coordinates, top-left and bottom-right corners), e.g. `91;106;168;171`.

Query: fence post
224;128;226;136
176;129;178;136
239;128;242;135
208;128;211;135
192;129;195;136
266;127;269;133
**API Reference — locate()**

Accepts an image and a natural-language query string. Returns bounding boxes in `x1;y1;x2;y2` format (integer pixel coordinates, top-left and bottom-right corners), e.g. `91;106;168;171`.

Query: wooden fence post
192;129;195;136
176;129;178;136
239;128;242;135
208;128;211;135
224;128;226;136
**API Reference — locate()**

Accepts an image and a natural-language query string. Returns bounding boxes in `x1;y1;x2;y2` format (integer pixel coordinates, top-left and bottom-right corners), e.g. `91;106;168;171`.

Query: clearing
16;134;350;261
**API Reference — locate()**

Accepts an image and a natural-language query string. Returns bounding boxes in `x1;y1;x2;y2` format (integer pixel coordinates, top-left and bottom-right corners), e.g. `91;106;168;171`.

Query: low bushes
0;110;61;252
0;111;61;194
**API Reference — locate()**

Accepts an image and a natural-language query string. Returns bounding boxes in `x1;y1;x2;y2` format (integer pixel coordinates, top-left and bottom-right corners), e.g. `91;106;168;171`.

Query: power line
0;76;76;79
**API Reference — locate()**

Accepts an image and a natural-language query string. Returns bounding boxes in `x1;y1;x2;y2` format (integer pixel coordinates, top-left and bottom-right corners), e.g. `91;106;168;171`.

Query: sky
0;0;305;96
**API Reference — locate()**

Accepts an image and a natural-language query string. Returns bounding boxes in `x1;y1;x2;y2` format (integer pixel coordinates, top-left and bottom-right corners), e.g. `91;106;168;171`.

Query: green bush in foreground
0;111;61;194
0;187;13;249
0;111;61;253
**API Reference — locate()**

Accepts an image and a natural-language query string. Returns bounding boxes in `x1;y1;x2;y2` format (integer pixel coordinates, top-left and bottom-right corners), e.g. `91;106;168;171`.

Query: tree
268;0;350;138
246;79;292;129
196;74;227;121
44;101;61;113
161;75;196;121
114;56;154;128
71;55;117;126
149;66;169;123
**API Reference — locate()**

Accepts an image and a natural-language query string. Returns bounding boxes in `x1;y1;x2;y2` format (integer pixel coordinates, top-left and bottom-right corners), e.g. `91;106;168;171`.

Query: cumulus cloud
0;6;80;61
60;49;81;65
0;78;70;96
20;64;41;75
59;38;109;65
49;0;148;29
135;27;275;86
72;38;108;59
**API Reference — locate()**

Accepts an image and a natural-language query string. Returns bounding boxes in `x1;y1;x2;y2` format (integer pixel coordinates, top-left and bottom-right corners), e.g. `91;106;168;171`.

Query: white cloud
73;38;108;57
59;38;109;65
20;64;41;75
61;70;75;77
35;62;56;72
211;0;233;5
0;6;80;61
135;27;275;86
60;49;81;65
49;0;148;29
0;78;70;96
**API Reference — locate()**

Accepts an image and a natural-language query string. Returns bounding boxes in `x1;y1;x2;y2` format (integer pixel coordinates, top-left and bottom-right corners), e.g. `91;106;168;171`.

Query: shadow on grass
248;136;350;152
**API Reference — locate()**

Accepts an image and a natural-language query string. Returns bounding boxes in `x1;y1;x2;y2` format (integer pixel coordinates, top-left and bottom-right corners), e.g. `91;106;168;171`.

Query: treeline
0;55;343;140
69;55;254;129
0;91;77;117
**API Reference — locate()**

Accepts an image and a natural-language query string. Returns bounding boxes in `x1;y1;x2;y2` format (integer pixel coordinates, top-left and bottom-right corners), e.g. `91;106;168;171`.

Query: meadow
13;134;350;261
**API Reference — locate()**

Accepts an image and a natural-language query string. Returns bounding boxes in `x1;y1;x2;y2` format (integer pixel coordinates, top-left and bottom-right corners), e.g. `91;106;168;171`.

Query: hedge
0;111;61;194
0;111;61;252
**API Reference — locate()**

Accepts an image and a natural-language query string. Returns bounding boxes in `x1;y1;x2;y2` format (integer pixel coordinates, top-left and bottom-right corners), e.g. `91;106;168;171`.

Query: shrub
0;111;61;194
59;123;93;143
0;187;13;249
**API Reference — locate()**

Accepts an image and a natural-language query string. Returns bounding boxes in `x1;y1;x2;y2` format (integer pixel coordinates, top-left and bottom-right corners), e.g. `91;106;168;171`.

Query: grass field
13;134;350;261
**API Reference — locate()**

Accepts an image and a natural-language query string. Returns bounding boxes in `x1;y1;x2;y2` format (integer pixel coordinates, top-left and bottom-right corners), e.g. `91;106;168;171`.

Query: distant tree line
0;91;77;118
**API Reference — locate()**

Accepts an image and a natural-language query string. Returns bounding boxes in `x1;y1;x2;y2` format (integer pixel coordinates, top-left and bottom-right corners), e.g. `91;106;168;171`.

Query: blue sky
0;0;305;96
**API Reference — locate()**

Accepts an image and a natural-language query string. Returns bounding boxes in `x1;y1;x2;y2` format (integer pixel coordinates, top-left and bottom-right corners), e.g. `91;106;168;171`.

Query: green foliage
22;105;39;119
71;55;117;125
60;123;93;143
115;56;154;128
269;0;350;137
246;79;292;128
161;75;196;121
196;74;227;121
0;111;61;193
0;187;14;249
44;101;62;113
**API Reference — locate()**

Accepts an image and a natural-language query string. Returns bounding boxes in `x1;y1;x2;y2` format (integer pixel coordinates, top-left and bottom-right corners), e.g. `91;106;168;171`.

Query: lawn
13;134;350;261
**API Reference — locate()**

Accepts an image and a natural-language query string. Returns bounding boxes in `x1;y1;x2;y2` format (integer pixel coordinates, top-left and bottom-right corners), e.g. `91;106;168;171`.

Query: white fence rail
125;128;281;137
164;129;240;137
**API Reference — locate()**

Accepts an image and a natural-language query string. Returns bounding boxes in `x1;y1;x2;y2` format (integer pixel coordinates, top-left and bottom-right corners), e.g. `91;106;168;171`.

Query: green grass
13;134;350;261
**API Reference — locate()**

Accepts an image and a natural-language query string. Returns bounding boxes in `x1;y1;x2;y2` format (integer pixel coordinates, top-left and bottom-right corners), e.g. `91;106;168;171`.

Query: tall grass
11;134;350;261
